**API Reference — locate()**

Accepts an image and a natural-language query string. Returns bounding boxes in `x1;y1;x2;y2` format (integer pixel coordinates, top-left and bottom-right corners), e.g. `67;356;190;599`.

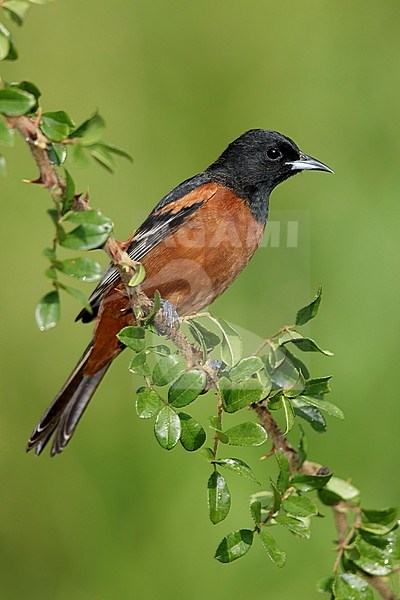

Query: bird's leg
157;299;180;336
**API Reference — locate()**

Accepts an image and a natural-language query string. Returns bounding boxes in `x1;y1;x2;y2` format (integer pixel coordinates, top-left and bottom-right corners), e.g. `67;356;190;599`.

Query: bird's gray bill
287;153;334;174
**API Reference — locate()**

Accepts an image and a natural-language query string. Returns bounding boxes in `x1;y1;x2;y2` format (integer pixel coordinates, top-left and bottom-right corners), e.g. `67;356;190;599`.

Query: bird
26;129;333;456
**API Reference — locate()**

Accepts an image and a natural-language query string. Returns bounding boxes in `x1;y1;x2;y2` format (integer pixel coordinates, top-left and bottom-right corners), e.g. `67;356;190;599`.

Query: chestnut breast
140;185;264;315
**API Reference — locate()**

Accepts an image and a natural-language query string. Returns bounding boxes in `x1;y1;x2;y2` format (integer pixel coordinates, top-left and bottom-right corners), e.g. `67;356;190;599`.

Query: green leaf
250;500;262;524
200;447;215;463
303;376;332;396
69;142;90;168
0;154;6;176
291;472;332;492
2;1;30;25
128;263;146;287
295;286;322;326
297;426;308;467
208;471;231;524
217;457;259;484
141;290;161;325
333;573;373;600
216;458;260;484
168;369;206;408
35;290;60;331
249;491;274;517
129;352;150;377
299;395;344;420
0;121;14;146
270;479;282;514
275;515;310;539
360;507;398;535
54;257;102;282
188;319;220;359
0;23;17;60
154;405;181;450
208;416;229;444
224;422;267;447
41;111;74;142
63;168;75;208
282;494;318;518
316;576;334;594
89;143;116;173
27;0;54;4
285;336;333;356
258;529;286;568
178;412;206;451
220;377;263;413
11;80;41;109
0;30;10;60
360;528;400;560
64;209;112;227
282;397;295;434
214;529;253;563
318;476;360;506
101;143;133;162
146;343;170;356
229;356;264;382
284;348;310;379
0;87;35;115
276;451;290;494
209;317;242;367
152;354;185;386
60;210;113;250
257;367;273;396
268;349;305;394
45;267;57;280
57;282;91;313
117;326;146;352
135;386;163;419
292;400;327;433
47;143;67;167
351;533;396;576
70;112;105;145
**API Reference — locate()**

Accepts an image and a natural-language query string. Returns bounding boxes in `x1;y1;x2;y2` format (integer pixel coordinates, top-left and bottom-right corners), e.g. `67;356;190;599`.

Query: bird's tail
26;343;111;456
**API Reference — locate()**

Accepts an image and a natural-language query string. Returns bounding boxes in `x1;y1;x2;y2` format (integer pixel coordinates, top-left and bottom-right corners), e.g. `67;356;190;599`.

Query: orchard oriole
27;129;333;456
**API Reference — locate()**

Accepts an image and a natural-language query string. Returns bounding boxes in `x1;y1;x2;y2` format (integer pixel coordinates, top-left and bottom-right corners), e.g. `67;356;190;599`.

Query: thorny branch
10;111;397;600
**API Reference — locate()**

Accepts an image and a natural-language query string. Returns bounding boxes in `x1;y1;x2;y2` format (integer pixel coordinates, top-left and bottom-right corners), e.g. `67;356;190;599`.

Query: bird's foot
157;300;180;336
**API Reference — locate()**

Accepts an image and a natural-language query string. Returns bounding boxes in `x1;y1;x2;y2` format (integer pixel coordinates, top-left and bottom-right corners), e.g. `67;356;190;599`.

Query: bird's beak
287;153;334;174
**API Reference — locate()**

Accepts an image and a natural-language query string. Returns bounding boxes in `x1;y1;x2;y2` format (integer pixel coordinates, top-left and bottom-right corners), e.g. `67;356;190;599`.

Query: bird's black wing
76;172;214;322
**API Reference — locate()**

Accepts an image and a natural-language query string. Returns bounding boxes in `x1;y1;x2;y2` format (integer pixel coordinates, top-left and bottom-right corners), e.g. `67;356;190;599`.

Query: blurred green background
1;1;400;598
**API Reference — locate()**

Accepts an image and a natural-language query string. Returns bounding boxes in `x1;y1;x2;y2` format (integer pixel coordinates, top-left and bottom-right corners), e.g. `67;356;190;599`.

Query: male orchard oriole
27;129;333;456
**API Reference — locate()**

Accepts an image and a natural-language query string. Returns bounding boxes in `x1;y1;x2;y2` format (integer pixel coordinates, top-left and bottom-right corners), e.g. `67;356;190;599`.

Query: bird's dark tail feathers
26;343;110;457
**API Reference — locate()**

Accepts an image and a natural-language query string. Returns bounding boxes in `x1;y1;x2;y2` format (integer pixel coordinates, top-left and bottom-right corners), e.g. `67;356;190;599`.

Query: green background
1;1;400;598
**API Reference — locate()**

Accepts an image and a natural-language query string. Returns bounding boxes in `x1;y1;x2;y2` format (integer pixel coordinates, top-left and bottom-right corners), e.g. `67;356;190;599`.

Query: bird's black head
206;129;333;223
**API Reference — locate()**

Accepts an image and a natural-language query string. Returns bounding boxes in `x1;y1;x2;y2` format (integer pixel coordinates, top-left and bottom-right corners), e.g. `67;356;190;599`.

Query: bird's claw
158;300;180;336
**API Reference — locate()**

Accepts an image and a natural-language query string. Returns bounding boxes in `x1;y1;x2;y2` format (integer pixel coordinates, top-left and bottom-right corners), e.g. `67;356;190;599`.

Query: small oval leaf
224;422;268;447
136;387;163;419
258;529;286;568
117;326;146;352
168;369;206;408
35;290;60;331
214;529;254;563
154;405;181;450
208;471;231;524
152;354;185;387
179;412;206;451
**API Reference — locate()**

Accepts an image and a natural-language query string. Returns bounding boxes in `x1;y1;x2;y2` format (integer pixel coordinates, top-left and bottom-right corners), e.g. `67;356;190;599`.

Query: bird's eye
266;147;282;160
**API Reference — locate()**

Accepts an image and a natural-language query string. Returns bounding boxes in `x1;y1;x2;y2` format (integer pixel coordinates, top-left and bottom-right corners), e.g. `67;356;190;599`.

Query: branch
253;400;398;600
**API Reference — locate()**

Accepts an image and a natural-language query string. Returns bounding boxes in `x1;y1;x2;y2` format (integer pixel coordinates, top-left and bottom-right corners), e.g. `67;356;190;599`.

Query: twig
332;505;360;573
